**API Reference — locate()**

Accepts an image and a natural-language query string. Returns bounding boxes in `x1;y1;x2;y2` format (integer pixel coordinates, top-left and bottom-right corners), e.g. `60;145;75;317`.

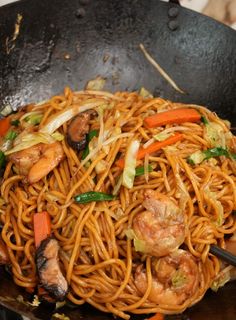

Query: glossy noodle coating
0;87;235;319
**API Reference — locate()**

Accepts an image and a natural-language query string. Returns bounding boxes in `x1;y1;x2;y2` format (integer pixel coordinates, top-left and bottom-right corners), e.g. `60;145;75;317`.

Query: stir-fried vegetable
40;101;105;135
51;131;64;141
20;111;43;127
85;76;106;91
33;211;51;248
201;116;209;125
188;147;236;165
135;165;153;177
11;119;20;126
204;121;226;148
81;129;98;160
125;229;146;253
144;108;201;128
0;118;10;136
139;43;184;94
153;132;173;142
171;270;187;288
0;151;6;169
211;266;231;292
122;140;140;189
5;132;55;155
74;191;115;203
139;87;153;98
5;130;17;141
116;133;183;168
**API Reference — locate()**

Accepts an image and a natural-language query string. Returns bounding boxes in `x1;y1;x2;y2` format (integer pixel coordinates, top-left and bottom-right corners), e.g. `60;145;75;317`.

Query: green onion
188;147;236;165
25;114;43;125
0;151;6;169
74;191;115;203
81;129;98;160
203;147;231;159
11;119;20;126
5;130;17;141
201;116;209;125
135;165;153;177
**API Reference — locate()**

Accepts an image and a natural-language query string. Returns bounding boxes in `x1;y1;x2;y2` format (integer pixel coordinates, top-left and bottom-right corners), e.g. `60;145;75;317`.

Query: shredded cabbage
20;111;43;126
122;140;140;189
171;270;187;288
204;121;226;148
85;76;106;91
125;229;147;253
112;175;123;196
211;267;231;292
188;150;206;165
5;132;55;155
52;313;70;320
51;131;64;141
0;104;13;117
139;87;153;98
40;100;106;135
154;132;173;141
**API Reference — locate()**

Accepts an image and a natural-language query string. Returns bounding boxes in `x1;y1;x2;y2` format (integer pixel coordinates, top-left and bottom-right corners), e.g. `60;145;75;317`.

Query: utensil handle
210;245;236;267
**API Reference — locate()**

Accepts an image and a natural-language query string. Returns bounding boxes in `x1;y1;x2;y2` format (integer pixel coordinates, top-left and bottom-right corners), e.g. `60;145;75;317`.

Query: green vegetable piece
203;147;230;159
11;119;20;126
25;114;43;125
188;147;236;166
231;153;236;160
171;270;187;288
187;157;196;165
187;150;206;165
81;129;98;160
5;130;17;141
74;191;115;203
135;165;153;177
201;116;209;125
0;151;6;168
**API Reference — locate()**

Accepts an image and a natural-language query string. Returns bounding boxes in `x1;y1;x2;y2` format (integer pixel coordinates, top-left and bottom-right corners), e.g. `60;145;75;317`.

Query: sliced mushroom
67;110;97;151
36;237;68;301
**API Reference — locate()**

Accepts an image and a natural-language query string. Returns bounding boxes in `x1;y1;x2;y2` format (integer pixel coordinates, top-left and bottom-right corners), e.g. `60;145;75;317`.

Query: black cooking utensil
210;245;236;268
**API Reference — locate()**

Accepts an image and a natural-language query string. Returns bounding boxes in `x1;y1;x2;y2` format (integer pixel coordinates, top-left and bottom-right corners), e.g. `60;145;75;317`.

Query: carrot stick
144;108;201;128
148;313;164;320
116;133;183;168
33;211;51;248
0;117;10;136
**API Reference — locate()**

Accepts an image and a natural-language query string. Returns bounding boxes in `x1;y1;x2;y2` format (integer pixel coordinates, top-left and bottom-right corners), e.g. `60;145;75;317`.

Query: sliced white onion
40;100;106;135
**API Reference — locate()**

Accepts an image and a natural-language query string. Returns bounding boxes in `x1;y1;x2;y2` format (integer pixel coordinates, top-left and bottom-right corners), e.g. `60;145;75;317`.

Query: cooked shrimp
133;189;185;257
134;249;200;306
9;142;64;184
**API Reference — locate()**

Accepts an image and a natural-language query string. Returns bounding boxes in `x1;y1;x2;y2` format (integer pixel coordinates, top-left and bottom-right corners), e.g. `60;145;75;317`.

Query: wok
0;0;236;319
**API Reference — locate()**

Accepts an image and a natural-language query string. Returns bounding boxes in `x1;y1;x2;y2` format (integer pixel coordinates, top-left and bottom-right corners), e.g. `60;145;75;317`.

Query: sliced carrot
148;313;164;320
116;133;183;168
0;117;10;136
144;108;201;128
33;211;51;248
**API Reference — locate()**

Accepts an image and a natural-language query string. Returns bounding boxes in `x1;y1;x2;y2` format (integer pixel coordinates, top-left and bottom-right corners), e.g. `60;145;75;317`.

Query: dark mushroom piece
67;110;97;151
0;237;9;265
36;237;68;301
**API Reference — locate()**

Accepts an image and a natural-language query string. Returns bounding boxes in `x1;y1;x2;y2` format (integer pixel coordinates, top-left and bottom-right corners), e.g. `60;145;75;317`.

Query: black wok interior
0;0;236;319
